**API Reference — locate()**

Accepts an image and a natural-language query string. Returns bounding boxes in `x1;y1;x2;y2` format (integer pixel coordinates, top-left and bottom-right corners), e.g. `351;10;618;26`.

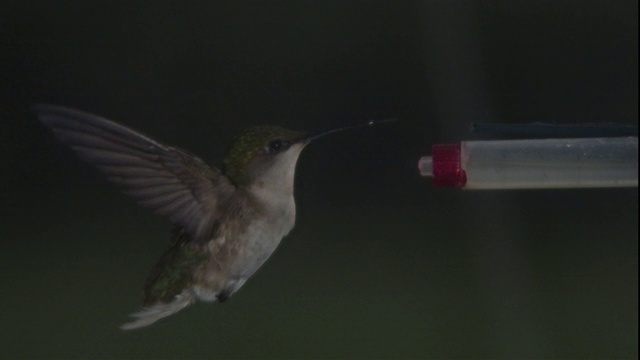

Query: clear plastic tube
418;137;638;189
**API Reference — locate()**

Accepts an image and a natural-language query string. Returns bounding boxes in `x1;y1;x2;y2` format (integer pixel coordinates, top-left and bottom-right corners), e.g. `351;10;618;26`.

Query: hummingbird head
223;119;396;192
223;126;307;188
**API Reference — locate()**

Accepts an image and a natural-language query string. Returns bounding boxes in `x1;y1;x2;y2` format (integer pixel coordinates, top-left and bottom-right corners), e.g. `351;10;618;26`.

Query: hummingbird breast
237;201;296;275
194;189;297;301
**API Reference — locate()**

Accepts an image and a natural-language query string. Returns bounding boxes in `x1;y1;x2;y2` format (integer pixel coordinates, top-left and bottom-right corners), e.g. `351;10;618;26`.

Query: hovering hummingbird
34;105;393;329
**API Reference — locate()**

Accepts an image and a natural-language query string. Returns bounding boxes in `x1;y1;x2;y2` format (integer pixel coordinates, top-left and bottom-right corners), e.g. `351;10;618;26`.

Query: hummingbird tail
120;292;195;330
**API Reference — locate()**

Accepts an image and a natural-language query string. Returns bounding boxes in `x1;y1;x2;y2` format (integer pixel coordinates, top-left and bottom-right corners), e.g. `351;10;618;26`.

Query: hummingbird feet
216;291;230;302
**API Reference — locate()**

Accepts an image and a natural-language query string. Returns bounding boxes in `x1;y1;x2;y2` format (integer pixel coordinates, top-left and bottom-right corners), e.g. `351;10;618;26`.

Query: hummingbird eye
266;140;288;153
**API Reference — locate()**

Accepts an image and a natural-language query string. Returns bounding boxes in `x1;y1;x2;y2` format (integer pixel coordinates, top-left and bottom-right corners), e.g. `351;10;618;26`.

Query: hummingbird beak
299;118;397;144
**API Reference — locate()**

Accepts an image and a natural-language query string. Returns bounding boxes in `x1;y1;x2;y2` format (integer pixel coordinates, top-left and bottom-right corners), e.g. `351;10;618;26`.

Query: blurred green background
1;1;637;358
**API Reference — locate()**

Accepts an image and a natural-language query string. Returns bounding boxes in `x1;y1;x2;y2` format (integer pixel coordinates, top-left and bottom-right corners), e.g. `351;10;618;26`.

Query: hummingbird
34;105;393;330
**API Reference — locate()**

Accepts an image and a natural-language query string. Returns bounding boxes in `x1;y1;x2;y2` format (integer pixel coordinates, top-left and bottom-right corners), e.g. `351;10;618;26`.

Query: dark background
1;1;637;358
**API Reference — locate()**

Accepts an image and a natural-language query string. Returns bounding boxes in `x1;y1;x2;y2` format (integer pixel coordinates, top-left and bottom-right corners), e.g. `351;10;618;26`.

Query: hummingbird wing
34;105;234;242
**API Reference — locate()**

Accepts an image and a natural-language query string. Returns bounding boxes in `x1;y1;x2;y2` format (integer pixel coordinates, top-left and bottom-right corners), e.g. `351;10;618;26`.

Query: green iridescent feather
143;228;209;304
223;126;305;185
